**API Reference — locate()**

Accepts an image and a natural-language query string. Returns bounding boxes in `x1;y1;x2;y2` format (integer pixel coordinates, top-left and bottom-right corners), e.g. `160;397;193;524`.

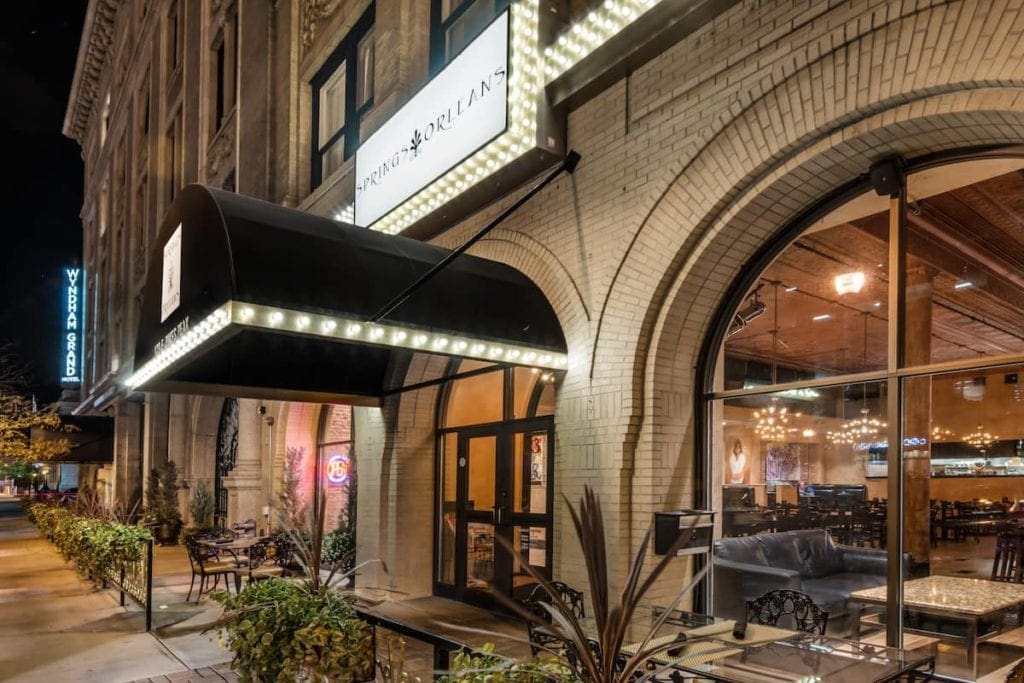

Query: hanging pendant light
828;407;887;445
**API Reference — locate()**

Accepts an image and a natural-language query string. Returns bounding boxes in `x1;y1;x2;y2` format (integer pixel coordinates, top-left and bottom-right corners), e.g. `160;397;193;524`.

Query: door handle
492;505;506;526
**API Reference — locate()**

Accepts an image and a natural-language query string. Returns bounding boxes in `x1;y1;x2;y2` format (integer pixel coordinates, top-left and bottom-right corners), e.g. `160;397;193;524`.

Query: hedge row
27;503;152;583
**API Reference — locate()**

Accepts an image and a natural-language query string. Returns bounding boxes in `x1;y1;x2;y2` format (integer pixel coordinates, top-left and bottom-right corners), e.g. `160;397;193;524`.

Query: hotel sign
161;223;182;322
60;267;82;385
354;11;509;227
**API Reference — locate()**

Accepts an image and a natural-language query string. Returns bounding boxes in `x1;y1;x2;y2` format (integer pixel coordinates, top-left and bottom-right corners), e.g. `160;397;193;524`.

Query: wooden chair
993;532;1024;583
746;589;829;635
184;535;237;603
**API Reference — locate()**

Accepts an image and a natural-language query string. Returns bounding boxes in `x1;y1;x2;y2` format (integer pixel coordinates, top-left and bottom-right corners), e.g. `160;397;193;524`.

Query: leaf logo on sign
409;129;423;158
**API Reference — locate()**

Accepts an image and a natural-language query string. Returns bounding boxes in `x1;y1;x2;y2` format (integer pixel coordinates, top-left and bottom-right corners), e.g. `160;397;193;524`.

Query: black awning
32;416;114;464
129;185;566;404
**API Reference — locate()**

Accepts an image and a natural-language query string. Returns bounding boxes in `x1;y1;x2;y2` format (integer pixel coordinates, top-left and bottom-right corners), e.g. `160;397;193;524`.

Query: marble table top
850;575;1024;615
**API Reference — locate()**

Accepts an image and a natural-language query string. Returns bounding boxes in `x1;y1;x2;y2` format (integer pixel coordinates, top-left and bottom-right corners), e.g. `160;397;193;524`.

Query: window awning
129;185;567;405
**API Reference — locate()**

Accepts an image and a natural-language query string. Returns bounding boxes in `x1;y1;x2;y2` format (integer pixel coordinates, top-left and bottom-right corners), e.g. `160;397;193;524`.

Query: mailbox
653;510;715;556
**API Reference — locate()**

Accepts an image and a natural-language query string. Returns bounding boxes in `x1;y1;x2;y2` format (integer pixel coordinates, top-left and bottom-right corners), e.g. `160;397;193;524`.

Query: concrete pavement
0;500;237;683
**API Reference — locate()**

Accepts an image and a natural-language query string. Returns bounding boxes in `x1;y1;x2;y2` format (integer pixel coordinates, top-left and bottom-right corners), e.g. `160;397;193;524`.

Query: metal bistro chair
746;589;829;635
993;531;1024;583
521;581;586;656
233;537;288;590
184;535;237;603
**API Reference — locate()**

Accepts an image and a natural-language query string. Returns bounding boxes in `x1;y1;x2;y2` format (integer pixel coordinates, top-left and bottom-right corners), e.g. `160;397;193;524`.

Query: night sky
0;4;87;401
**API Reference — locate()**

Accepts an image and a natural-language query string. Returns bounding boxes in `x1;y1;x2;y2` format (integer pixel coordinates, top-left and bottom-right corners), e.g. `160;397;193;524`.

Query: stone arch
189;395;225;487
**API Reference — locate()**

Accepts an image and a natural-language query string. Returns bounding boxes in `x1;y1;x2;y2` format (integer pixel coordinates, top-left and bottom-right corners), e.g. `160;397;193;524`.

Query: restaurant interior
709;157;1024;680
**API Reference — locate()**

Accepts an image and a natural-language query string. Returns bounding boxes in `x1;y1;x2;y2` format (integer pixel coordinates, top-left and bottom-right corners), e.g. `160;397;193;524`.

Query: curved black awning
129;185;566;404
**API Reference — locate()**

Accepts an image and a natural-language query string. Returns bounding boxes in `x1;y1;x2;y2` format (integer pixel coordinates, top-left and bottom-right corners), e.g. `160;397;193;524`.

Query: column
116;398;144;506
223;398;265;530
903;266;934;567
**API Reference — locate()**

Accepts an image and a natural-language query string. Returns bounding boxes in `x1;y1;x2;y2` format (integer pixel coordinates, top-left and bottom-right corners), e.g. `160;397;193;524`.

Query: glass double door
437;419;553;607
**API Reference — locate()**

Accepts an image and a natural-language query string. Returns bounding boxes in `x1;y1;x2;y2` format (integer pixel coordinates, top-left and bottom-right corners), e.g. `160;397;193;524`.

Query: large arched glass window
704;153;1024;679
435;360;556;607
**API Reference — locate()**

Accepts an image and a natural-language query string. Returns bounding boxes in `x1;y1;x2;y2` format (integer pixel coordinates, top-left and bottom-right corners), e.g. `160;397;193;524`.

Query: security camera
257;405;267;415
727;291;766;337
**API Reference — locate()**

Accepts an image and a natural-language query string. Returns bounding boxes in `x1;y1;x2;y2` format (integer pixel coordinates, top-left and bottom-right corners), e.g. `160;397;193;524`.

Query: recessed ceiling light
812;314;832;322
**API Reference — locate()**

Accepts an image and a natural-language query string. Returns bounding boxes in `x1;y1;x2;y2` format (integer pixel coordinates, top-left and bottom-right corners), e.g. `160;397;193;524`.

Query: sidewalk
0;500;237;683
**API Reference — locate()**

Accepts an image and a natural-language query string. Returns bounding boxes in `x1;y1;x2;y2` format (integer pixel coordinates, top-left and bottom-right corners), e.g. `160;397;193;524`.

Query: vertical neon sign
60;267;82;385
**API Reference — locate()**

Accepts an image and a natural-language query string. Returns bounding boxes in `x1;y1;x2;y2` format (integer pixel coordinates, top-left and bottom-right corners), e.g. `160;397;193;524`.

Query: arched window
435;360;556;606
703;152;1024;674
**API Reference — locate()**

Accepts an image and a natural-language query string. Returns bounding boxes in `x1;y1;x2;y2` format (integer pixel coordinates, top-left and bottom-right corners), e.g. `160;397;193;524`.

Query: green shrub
436;645;576;683
27;502;151;583
213;578;374;683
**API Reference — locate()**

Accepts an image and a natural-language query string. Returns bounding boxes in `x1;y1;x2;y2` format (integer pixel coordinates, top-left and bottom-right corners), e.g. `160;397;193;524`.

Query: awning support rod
367;150;582;323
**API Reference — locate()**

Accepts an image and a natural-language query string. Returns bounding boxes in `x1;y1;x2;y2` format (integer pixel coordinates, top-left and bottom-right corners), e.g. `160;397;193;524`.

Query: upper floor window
211;10;238;136
430;0;510;74
167;1;183;75
310;4;375;189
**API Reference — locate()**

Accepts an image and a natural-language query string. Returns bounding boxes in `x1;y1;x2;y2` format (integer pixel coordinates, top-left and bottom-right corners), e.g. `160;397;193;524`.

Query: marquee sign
354;11;509;227
60;267;82;385
326;453;352;486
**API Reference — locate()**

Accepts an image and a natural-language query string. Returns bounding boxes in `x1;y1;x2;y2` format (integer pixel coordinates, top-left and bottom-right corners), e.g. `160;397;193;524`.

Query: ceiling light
834;271;866;295
812;314;831;322
954;280;974;290
784;285;797;293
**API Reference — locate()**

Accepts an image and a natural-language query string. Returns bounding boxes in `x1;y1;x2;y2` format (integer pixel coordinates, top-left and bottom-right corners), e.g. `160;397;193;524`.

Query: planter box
654;510;715;556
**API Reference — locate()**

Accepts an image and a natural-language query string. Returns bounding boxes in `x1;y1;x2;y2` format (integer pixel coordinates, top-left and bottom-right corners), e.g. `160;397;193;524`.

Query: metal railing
104;537;154;631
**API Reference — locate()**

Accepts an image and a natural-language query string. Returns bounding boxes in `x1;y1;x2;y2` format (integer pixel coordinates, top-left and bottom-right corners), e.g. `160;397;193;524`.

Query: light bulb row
232;301;568;370
126;306;232;389
369;0;541;235
332;204;355;223
545;0;658;81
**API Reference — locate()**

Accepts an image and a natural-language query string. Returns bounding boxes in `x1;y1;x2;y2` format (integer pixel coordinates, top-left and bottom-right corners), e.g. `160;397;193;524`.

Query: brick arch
596;0;1024;401
636;100;1024;534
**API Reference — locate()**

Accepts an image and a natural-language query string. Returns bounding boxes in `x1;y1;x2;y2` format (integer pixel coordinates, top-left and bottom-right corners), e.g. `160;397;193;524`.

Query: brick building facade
65;0;1024;646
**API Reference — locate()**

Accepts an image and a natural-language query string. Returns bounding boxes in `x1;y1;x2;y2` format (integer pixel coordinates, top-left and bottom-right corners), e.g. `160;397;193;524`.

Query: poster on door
530;433;546;485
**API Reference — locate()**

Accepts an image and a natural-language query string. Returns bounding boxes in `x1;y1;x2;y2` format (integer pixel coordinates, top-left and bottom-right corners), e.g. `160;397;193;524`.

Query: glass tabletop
576;608;933;683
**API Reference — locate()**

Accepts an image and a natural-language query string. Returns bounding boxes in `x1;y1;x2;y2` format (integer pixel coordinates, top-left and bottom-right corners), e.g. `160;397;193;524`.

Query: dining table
198;535;263;566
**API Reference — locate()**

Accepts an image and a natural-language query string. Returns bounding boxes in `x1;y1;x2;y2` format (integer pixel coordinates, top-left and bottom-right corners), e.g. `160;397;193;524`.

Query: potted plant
180;479;216;542
144;461;183;545
211;494;377;682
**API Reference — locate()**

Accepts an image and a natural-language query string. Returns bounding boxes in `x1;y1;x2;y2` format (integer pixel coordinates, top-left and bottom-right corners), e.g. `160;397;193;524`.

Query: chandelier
828;408;887;445
931;425;954;441
754;399;792;441
963;424;998;453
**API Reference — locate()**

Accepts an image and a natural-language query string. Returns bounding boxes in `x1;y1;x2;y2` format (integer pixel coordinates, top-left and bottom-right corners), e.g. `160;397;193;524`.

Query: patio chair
233;537;287;590
184;535;237;603
231;518;257;538
520;581;586;655
746;589;829;635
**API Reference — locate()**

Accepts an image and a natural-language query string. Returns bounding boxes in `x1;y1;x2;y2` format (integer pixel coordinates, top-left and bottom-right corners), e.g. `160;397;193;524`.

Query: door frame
434;416;555;604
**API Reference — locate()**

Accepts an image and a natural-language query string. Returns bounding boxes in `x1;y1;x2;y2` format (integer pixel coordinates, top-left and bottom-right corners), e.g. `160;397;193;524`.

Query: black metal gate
214;398;239;526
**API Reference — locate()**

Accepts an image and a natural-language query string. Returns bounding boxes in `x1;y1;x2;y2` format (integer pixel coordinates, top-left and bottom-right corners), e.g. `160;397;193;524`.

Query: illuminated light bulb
321;319;337;332
489;346;504;357
346;323;362;336
539;354;552;364
412;334;428;346
834;271;866;295
453;340;467;352
392;331;407;343
370;327;385;340
507;349;521;359
556;357;567;367
531;367;539;374
297;315;310;328
269;311;284;324
470;343;486;354
524;352;537;362
240;307;254;320
433;337;449;349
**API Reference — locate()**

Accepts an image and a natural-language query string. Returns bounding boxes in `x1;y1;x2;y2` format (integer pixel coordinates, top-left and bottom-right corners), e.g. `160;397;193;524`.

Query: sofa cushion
757;533;804;574
797;530;844;578
802;572;886;615
713;534;769;566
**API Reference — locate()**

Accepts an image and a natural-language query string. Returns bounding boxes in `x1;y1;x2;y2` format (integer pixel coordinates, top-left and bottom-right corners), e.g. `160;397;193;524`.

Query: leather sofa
713;529;892;634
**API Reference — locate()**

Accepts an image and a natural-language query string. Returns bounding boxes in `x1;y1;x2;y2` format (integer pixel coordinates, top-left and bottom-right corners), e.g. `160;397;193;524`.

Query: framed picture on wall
530;433;546;484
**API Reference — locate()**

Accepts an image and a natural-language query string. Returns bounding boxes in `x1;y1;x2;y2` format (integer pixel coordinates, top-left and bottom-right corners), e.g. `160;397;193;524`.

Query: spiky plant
486;486;715;683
